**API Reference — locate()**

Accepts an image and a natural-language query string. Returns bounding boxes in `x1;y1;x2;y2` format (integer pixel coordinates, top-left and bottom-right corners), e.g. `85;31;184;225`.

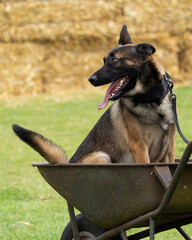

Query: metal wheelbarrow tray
33;142;192;240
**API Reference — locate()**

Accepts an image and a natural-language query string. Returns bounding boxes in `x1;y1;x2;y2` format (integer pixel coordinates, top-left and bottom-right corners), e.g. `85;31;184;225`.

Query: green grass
0;87;192;239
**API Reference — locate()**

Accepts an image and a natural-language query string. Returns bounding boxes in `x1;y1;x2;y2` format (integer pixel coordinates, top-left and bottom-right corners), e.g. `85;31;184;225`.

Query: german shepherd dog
12;25;176;164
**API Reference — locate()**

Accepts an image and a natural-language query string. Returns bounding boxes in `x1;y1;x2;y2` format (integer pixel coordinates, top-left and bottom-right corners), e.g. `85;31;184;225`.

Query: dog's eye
111;57;119;64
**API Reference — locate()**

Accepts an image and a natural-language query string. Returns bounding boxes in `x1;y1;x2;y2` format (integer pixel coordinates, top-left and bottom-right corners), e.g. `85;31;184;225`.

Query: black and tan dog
12;25;176;164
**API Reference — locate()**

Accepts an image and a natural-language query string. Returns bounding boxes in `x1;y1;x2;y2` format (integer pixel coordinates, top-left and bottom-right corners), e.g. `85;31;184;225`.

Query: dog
12;25;176;164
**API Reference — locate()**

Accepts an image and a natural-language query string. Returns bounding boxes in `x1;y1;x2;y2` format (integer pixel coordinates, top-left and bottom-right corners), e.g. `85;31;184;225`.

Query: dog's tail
12;124;68;164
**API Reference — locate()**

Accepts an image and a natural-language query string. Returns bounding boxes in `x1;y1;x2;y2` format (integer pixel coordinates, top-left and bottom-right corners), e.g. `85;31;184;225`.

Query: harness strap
165;74;190;144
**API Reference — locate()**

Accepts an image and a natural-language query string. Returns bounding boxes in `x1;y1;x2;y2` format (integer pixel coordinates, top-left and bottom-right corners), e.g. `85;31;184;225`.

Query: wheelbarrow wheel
60;213;121;240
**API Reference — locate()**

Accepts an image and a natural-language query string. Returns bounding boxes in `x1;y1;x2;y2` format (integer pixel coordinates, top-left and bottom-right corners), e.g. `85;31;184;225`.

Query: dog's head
89;25;164;109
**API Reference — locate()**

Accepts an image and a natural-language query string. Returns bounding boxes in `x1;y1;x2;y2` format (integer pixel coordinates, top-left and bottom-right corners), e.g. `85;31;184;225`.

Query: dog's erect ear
119;25;132;45
137;43;156;56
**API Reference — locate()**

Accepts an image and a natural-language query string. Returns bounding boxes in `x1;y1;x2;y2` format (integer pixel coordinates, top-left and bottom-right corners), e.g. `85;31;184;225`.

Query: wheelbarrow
32;141;192;240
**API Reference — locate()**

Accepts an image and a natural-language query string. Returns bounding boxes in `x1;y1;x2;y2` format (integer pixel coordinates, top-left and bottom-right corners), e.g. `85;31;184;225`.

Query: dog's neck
120;87;174;129
131;74;169;105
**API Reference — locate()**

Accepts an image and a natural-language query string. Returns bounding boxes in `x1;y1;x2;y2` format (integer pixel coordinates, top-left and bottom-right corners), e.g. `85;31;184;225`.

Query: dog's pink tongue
98;83;113;110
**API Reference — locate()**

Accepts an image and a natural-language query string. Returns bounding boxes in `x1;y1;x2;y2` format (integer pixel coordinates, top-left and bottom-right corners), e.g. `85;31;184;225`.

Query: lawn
0;87;192;240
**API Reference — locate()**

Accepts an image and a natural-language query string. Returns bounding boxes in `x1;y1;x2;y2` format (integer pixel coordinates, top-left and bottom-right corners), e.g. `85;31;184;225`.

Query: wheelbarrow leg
149;218;155;240
120;231;128;240
176;227;192;240
67;202;80;240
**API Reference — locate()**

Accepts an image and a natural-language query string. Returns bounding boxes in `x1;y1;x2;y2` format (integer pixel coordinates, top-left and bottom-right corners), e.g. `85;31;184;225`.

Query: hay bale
122;0;191;35
0;0;191;96
177;33;192;83
0;1;122;26
0;0;123;43
0;41;107;95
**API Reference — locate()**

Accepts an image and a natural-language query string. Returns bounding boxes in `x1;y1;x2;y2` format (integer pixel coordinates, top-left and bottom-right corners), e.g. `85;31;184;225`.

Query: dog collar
130;73;170;105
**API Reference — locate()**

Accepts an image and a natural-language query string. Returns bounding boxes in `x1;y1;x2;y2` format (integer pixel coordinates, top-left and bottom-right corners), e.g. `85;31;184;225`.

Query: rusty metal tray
33;161;192;229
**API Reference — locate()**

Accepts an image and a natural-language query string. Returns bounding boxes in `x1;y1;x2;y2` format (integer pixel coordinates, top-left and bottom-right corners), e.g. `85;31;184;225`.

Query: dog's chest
144;124;169;162
120;97;174;162
125;96;174;129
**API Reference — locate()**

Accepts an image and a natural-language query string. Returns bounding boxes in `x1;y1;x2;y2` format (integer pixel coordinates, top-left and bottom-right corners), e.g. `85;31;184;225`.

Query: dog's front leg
124;111;150;163
128;140;150;163
161;123;176;163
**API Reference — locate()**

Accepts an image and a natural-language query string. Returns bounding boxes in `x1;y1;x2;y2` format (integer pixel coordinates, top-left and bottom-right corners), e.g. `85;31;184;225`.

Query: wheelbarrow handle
154;141;192;216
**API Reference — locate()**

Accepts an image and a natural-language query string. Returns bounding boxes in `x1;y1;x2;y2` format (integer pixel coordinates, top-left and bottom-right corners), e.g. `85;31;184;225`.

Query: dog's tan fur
32;135;68;163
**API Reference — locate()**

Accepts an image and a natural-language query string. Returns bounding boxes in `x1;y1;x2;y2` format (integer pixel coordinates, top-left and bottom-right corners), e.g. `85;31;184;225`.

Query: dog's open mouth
98;76;129;110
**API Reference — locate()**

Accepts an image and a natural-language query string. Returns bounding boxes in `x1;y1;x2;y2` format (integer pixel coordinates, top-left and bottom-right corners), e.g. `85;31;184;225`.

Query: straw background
0;0;191;96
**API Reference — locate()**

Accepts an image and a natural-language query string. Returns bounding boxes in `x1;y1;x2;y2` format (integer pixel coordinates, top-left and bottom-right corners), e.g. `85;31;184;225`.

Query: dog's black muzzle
88;74;98;86
88;67;113;87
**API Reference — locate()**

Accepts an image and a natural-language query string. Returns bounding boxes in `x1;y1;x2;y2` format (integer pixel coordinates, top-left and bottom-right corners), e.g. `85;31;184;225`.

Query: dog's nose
88;74;97;85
